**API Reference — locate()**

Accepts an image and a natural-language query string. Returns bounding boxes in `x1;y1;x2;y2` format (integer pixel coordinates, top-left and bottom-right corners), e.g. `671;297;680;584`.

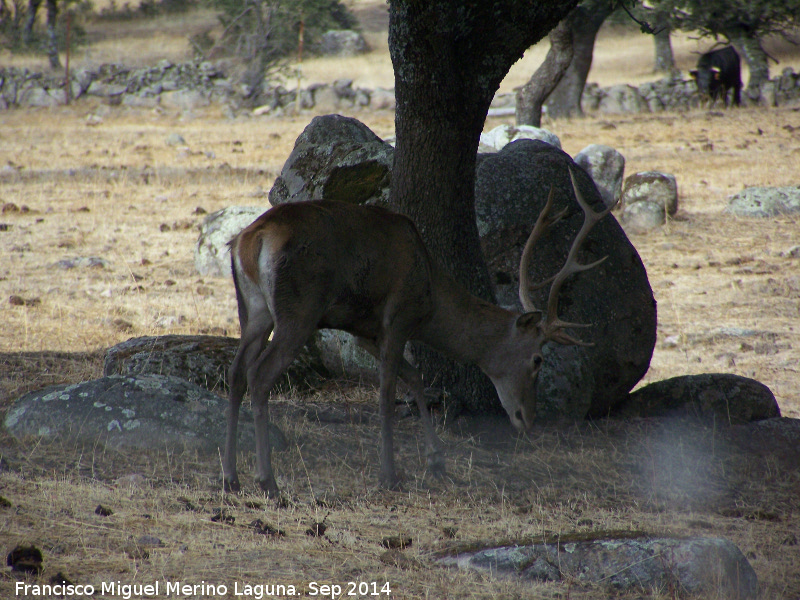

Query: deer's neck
416;271;519;376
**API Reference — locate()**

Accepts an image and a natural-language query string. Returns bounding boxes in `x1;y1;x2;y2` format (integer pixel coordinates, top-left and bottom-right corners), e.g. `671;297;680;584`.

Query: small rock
55;256;109;270
306;522;327;537
9;295;41;307
621;200;666;233
137;535;163;547
165;133;187;146
211;509;235;525
250;519;285;537
442;527;458;539
6;544;43;574
573;144;625;209
781;245;800;258
727;186;800;218
381;535;412;549
479;124;561;151
621;171;678;215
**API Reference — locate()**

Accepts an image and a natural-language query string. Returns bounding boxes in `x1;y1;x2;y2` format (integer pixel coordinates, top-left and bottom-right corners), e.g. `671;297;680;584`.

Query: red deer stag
222;168;612;495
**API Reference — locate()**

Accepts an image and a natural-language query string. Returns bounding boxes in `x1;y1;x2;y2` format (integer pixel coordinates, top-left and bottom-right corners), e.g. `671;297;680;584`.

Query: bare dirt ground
2;4;800;598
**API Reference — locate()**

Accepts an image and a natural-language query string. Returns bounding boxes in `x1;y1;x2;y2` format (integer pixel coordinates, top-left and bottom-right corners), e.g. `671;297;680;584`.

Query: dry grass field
2;2;800;599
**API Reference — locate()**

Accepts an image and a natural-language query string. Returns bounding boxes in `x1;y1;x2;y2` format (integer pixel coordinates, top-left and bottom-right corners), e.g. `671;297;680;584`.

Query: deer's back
232;201;436;337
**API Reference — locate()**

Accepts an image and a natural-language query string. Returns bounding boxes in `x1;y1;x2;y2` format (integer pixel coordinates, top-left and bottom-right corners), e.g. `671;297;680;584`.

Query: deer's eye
532;355;543;369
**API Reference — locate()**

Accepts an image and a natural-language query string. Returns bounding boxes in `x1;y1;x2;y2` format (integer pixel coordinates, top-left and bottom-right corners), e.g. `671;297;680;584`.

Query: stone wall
0;60;394;113
3;59;800;114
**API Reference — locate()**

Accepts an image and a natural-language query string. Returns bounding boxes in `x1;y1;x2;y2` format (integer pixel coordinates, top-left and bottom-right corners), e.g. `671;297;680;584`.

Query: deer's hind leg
246;318;317;497
223;309;274;492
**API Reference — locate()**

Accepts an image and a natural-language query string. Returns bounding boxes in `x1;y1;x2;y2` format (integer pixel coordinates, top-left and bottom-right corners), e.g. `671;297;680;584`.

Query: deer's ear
516;311;543;330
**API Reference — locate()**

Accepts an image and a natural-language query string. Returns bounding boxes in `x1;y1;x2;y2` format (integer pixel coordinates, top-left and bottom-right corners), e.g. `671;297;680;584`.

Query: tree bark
544;1;613;120
387;0;578;414
23;0;40;44
653;19;675;73
45;0;60;69
729;29;770;98
515;18;573;127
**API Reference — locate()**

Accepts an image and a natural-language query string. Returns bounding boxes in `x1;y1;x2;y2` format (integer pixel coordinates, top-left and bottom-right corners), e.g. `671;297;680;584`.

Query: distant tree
208;0;357;97
652;0;800;95
23;0;60;68
515;17;574;127
0;0;26;35
650;9;675;73
544;0;616;120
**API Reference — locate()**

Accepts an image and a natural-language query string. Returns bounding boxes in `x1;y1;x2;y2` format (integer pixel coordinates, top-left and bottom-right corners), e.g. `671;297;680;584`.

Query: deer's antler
518;167;615;345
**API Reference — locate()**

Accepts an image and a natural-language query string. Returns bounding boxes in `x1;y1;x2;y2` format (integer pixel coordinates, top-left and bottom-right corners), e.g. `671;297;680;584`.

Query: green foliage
0;0;87;55
95;0;198;21
211;0;357;59
203;0;357;97
646;0;800;39
0;0;28;48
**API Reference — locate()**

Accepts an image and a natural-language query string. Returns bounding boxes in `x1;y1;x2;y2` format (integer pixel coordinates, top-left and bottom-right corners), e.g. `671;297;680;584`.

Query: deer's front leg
358;336;445;482
377;342;403;490
398;360;446;478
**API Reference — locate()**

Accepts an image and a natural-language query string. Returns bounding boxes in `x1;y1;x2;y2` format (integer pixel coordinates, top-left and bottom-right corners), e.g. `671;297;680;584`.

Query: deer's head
496;168;612;432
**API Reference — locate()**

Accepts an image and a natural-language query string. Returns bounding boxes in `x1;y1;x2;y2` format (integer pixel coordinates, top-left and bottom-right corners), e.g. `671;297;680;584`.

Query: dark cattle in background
690;46;742;107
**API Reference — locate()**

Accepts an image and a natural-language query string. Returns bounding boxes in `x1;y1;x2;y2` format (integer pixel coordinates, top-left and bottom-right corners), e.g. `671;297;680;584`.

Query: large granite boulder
621;200;666;234
3;375;286;453
318;30;369;56
479;124;562;152
435;535;757;598
268;114;393;206
475;140;657;418
616;373;780;424
726;186;800;218
195;206;265;277
573;144;625;209
620;171;678;216
103;335;330;395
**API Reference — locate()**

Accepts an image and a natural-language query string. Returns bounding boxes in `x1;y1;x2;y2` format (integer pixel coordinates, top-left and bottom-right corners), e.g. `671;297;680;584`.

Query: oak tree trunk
515;18;573;127
653;22;675;73
545;2;612;120
387;0;577;414
45;0;60;69
729;30;770;99
23;0;40;44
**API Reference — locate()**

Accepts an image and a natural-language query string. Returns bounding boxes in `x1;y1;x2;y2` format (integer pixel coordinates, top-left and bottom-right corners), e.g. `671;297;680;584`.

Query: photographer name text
16;580;393;599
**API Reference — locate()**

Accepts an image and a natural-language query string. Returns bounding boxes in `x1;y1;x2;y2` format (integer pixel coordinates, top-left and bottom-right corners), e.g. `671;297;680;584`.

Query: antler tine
518;185;567;312
543;166;612;342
